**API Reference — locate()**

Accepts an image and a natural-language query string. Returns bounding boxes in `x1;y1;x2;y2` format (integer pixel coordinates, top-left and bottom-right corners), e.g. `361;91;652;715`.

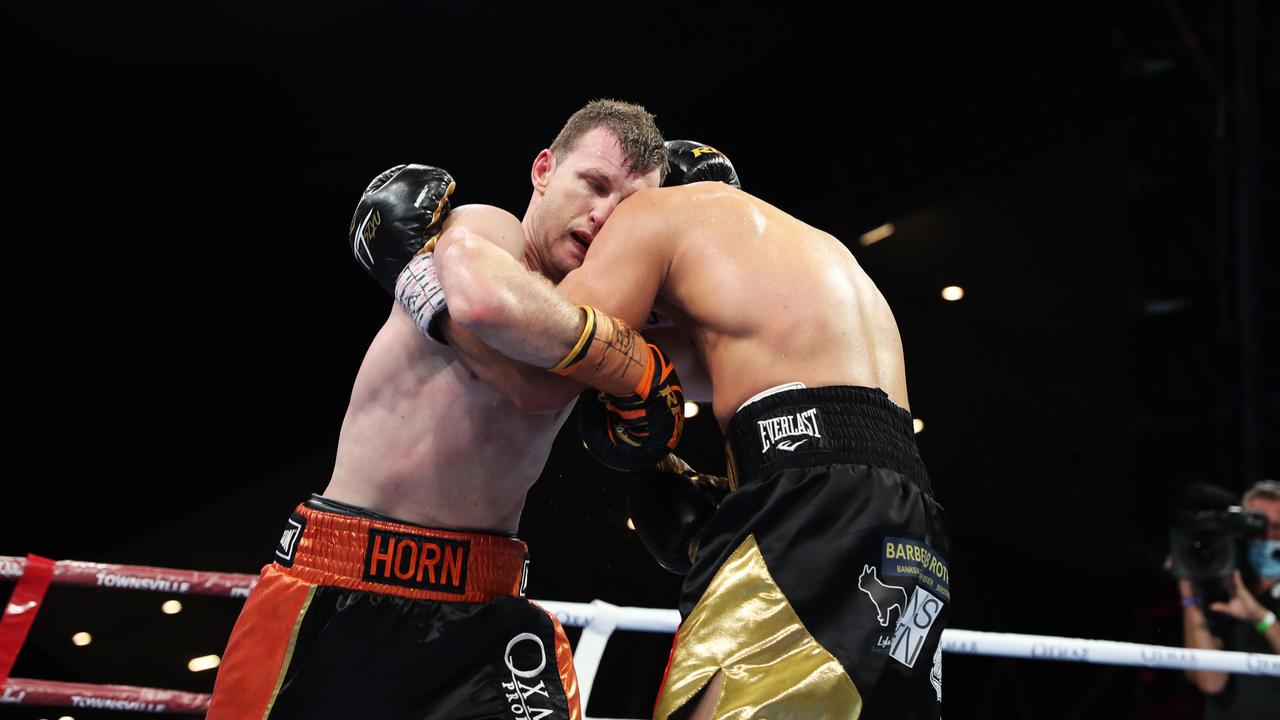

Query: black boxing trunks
655;385;950;720
207;496;581;720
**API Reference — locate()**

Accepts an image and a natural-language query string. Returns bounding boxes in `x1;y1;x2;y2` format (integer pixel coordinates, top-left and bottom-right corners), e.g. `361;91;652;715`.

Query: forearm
436;231;585;367
1248;608;1280;653
437;231;661;399
1264;618;1280;654
1181;603;1228;692
439;316;583;413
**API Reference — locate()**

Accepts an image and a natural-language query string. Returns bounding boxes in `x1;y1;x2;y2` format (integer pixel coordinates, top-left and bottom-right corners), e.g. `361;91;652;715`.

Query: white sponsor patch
890;586;944;669
503;633;554;720
930;643;942;701
858;565;907;627
276;518;302;562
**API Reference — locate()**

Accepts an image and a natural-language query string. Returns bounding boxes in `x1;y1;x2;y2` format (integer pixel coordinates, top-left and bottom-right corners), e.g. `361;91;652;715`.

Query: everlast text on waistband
758;408;823;453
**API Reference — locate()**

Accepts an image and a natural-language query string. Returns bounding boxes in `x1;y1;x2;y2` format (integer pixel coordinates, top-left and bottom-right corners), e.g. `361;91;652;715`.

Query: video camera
1169;505;1267;581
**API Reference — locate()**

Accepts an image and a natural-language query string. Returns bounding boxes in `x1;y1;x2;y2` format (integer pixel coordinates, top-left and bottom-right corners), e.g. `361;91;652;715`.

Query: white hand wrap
395;252;449;344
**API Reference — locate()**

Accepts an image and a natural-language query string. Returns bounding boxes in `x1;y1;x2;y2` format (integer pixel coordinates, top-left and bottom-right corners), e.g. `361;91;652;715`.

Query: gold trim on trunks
655;534;862;719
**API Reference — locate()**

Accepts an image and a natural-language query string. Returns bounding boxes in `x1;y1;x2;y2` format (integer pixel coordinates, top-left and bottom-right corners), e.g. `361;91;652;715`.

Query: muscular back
576;184;910;427
326;303;570;532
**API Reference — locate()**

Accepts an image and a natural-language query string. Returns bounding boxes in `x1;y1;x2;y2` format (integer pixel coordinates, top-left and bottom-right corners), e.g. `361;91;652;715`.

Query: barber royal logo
363;529;468;594
502;632;556;720
758;408;823;453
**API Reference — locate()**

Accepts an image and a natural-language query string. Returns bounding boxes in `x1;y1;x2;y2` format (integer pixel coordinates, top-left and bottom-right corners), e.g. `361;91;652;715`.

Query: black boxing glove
628;454;730;574
663;139;740;188
348;164;456;294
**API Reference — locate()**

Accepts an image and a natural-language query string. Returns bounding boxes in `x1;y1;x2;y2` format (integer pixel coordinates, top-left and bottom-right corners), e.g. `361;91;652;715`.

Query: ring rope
2;556;1276;717
0;677;209;714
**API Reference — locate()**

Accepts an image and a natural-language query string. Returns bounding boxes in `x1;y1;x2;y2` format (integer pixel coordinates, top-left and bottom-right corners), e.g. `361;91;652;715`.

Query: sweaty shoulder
635;182;740;208
440;204;526;257
650;182;765;243
610;183;742;232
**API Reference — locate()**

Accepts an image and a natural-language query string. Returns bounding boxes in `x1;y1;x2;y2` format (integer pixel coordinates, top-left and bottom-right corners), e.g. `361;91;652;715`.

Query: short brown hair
550;99;668;182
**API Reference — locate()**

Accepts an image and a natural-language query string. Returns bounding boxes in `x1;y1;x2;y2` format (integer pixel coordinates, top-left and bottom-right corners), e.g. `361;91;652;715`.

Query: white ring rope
940;629;1280;676
537;600;1280;683
2;557;1277;716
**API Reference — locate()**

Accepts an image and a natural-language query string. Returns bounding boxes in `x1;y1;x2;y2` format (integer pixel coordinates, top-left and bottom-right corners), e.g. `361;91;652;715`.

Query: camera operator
1178;480;1280;717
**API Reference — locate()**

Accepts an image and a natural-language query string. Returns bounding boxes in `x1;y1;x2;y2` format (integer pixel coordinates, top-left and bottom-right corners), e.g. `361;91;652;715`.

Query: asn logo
363;529;468;594
757;408;822;453
503;632;555;720
889;586;944;669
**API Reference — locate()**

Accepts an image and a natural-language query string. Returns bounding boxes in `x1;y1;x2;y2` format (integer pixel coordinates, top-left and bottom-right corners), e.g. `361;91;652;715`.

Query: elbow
438;239;507;332
444;281;501;332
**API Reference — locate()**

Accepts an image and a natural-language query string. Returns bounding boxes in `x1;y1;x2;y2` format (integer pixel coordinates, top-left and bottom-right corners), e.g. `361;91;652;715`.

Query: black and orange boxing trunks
656;385;950;720
207;496;581;719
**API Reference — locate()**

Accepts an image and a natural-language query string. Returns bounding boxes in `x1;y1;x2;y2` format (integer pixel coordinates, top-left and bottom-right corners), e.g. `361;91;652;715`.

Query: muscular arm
439;319;582;414
555;191;671;331
428;205;582;413
438;190;684;397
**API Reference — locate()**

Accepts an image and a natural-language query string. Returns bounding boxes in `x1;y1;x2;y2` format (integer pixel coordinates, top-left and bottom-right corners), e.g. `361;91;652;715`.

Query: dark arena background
3;1;1277;718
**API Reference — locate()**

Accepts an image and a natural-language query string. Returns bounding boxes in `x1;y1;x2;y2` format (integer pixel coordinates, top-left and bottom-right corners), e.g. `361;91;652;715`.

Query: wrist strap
1257;611;1277;634
549;305;650;397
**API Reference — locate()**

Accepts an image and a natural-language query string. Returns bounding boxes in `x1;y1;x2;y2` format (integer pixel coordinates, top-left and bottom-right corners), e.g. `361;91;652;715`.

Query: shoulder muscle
440;204;526;259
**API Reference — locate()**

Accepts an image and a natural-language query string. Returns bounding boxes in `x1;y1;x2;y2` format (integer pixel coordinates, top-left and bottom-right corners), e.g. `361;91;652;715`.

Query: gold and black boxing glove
663;139;740;188
348;164;456;294
628;454;731;574
556;306;685;472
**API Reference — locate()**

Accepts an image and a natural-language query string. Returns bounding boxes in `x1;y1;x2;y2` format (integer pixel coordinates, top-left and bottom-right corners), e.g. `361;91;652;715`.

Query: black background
3;1;1277;717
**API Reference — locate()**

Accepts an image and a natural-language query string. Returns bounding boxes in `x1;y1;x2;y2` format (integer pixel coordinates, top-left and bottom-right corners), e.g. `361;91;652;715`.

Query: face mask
1247;539;1280;580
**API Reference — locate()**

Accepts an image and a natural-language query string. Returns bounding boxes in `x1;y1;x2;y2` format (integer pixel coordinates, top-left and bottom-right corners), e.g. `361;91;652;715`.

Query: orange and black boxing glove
553;306;685;472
